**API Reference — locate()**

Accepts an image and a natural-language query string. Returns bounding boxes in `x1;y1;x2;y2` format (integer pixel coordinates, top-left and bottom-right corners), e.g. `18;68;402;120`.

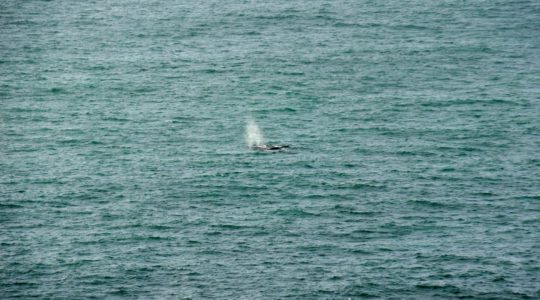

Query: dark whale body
252;145;289;151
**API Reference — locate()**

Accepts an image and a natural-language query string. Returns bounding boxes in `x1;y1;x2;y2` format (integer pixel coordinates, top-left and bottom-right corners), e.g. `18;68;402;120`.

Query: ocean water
1;0;539;298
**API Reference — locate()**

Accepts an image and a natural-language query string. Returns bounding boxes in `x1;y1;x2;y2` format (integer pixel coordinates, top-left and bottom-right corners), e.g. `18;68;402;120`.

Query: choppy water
1;0;539;298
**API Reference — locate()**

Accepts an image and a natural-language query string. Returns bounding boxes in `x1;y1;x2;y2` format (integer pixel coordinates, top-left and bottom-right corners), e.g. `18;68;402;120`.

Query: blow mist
245;119;265;148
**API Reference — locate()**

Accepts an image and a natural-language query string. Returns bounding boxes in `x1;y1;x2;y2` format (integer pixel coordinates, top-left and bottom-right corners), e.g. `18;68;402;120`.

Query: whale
251;144;289;151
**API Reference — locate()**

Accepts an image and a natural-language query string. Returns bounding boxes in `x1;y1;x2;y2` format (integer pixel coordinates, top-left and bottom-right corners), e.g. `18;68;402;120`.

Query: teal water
1;0;539;298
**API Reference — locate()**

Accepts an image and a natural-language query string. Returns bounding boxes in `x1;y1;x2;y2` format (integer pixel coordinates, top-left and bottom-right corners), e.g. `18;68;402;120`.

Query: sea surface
1;0;539;299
